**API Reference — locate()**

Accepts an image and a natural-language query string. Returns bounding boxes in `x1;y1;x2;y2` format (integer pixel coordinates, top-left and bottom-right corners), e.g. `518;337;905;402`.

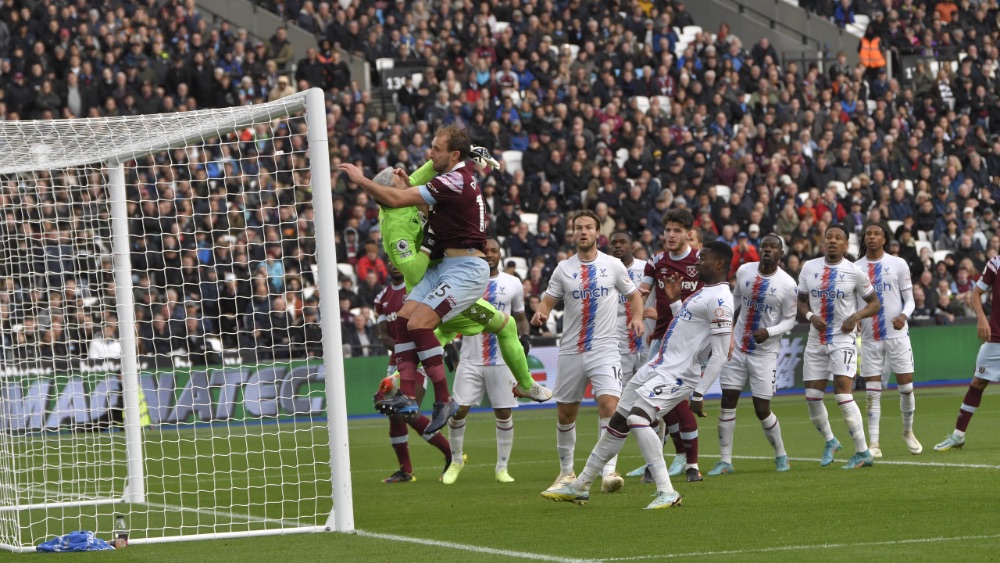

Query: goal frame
0;87;354;552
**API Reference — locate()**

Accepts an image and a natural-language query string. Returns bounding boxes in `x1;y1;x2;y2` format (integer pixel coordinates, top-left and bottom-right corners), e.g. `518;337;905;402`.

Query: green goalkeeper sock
409;160;437;187
496;319;534;390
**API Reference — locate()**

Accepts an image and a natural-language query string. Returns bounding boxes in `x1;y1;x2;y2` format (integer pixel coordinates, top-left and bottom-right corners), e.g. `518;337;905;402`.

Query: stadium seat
828;181;847;199
682;25;702;39
917;230;929;242
615;148;629;168
714;185;731;203
411;72;424;88
887;220;903;235
892;179;914;196
502;150;523;175
337;263;357;285
376;58;394;72
562;43;580;60
493;21;510;33
506;256;528;279
866;100;876;114
848;242;860;257
634;95;651;114
933;250;953;264
654;96;671;114
849;233;859;248
915;240;932;256
520;212;539;234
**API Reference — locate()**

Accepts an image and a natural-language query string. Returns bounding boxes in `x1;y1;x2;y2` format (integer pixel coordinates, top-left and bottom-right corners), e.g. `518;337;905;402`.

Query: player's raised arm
338;163;426;208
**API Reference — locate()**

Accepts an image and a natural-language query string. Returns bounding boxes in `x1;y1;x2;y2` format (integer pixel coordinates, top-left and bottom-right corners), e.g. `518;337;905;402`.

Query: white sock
599;416;618;476
495;416;513;472
718;408;737;464
836;393;868;453
899;383;915;433
805;388;835;441
761;413;786;457
573;426;628;490
632;423;674;494
665;423;679;445
448;418;466;461
556;422;576;475
865;381;882;445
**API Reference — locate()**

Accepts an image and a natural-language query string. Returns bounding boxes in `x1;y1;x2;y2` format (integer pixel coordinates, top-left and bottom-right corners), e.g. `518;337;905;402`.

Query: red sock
675;401;699;465
389;417;412;474
395;318;419;398
663;409;684;454
409;415;452;461
411;327;450;402
957;386;985;432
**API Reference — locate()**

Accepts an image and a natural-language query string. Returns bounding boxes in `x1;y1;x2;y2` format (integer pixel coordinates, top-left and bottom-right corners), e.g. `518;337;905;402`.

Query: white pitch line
355;530;593;563
728;454;1000;470
599;533;1000;560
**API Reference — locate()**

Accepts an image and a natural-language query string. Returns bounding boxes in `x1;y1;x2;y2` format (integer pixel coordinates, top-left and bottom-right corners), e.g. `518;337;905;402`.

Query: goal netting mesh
0;89;351;552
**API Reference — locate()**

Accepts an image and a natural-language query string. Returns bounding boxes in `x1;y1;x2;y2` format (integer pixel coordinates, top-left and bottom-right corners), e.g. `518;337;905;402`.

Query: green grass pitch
19;386;1000;561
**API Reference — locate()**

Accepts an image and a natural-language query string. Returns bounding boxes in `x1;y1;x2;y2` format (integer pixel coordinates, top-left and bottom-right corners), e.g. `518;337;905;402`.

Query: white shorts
620;351;644;383
619;364;695;420
860;338;914;378
803;343;858;382
553;350;622;403
973;342;1000;382
452;364;518;409
720;348;777;399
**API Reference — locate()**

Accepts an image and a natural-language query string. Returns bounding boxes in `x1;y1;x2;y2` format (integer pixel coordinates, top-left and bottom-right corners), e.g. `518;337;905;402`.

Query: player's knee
720;390;740;409
627;412;652;429
753;405;771;420
454;406;471;420
608;412;629;433
493;407;511;420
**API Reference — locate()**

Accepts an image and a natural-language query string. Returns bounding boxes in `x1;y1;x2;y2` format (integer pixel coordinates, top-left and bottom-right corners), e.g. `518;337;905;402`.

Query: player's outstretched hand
393;167;411;187
338;163;365;184
663;274;682;303
690;397;706;418
531;310;548;327
628;318;645;338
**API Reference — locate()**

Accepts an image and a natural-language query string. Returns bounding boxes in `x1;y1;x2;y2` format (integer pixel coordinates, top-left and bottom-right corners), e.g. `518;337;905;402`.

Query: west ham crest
686;265;698;277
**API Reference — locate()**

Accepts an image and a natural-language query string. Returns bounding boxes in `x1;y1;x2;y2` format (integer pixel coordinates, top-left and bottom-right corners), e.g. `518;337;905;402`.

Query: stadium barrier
0;320;980;425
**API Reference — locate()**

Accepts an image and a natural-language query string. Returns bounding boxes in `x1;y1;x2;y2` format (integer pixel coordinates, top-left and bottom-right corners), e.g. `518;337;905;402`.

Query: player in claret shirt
797;225;881;470
698;234;797;475
627;209;703;482
855;224;923;457
935;253;1000;451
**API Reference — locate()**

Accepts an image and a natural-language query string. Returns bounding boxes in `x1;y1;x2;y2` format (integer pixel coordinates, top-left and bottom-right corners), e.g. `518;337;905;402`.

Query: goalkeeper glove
470;145;500;170
443;342;460;372
420;224;438;255
518;334;531;355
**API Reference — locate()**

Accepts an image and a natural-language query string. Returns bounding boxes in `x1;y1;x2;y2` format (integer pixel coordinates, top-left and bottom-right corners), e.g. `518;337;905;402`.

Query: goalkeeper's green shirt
378;206;430;292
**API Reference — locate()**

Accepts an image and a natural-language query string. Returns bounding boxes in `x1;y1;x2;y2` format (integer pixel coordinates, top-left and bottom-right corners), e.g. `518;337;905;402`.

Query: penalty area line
355;530;593;563
600;533;1000;561
729;454;1000;470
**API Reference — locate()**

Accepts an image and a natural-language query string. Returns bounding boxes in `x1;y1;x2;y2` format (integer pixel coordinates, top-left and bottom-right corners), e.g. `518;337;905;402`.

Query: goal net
0;88;353;552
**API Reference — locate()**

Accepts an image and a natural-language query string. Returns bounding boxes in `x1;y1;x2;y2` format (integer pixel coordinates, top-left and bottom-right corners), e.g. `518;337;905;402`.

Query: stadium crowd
1;0;999;367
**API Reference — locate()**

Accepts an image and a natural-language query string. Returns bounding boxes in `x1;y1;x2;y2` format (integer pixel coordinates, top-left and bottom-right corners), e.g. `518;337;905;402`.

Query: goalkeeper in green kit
372;146;553;412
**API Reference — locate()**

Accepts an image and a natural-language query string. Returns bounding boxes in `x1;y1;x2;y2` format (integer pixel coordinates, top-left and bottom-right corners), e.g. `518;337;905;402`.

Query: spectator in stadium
342;310;381;358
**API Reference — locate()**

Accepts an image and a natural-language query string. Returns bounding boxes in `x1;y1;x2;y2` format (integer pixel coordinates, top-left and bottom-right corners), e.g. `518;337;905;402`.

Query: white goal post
0;87;353;552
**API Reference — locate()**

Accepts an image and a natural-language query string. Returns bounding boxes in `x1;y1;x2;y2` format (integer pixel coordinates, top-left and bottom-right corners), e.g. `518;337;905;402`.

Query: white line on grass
355;530;592;562
351;453;1000;476
599;533;1000;560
